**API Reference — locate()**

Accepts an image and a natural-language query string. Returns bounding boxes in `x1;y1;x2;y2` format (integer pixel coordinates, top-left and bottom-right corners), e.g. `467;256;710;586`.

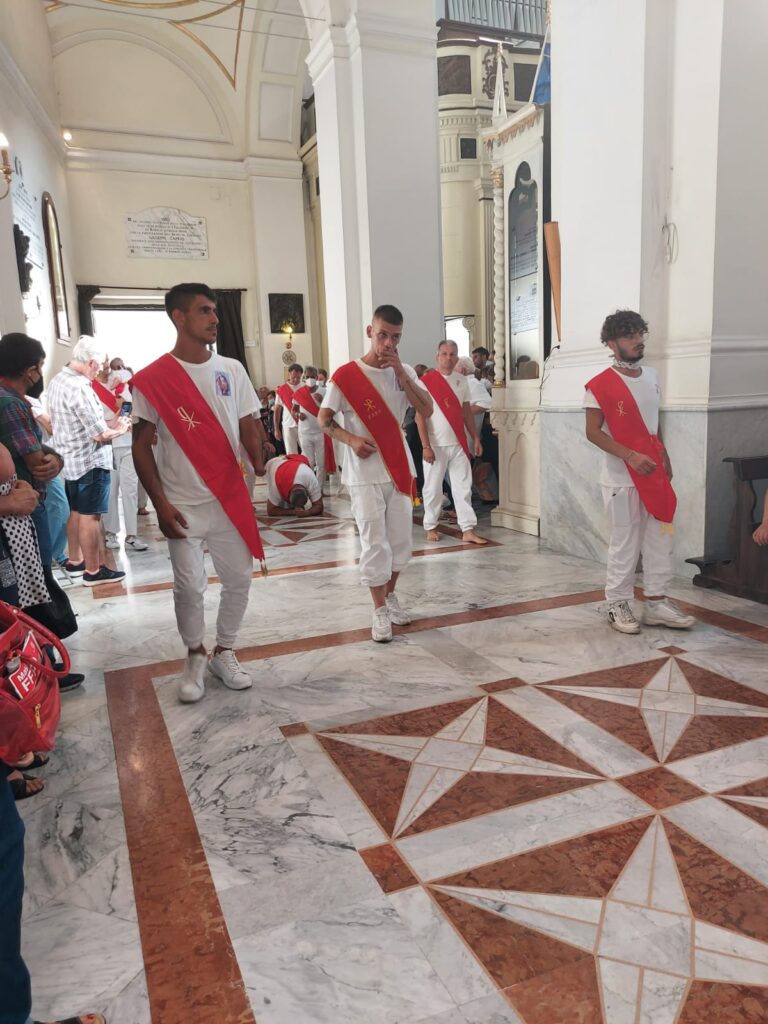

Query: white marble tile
668;736;768;792
54;846;137;921
99;968;150;1024
397;782;650;881
600;902;690;974
388;886;497;1005
637;970;689;1024
598;959;640;1024
233;897;456;1024
664;797;768;886
457;992;524;1024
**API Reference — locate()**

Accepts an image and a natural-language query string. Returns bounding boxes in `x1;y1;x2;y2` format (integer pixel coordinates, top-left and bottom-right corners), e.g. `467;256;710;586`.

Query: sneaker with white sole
372;606;393;643
643;598;695;629
386;593;411;625
125;535;148;551
208;649;253;690
178;652;207;703
82;565;126;587
105;532;120;550
607;600;641;634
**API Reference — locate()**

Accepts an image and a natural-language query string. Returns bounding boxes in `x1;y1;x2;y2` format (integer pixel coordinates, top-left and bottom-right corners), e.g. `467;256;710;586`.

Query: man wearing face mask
584;310;695;634
292;365;335;493
47;336;129;586
273;362;303;455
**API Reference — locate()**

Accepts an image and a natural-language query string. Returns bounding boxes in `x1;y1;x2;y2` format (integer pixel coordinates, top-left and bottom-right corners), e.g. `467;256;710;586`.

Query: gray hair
438;339;458;353
72;335;108;364
456;356;475;375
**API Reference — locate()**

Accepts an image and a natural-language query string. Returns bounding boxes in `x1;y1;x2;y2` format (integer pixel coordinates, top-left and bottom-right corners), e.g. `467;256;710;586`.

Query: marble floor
18;480;768;1024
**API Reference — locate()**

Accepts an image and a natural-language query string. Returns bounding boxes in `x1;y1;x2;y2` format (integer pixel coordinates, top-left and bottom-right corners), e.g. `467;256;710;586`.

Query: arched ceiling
42;0;315;159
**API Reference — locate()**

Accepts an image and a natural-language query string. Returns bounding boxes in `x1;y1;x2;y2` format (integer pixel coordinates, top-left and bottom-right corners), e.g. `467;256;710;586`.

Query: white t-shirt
296;388;323;436
132;353;258;506
266;456;322;507
321;360;427;486
583;365;661;487
425;371;470;448
276;382;300;431
465;374;491;439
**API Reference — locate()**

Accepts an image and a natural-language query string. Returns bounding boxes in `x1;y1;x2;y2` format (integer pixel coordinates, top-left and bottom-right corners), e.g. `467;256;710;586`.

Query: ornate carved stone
482;48;508;101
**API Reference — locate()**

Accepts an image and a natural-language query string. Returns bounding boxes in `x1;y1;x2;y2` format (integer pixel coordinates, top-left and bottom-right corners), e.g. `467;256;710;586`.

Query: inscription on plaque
126;207;209;259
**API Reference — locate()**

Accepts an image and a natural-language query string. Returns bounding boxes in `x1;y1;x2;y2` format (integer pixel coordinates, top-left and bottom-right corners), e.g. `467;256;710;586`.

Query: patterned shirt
0;385;44;491
47;365;111;479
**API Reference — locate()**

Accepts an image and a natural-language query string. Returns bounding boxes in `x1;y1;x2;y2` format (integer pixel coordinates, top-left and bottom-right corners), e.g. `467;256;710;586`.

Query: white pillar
491;166;506;385
307;8;444;369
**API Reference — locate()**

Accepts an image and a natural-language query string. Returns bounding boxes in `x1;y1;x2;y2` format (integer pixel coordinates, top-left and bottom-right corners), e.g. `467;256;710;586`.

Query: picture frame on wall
268;293;305;336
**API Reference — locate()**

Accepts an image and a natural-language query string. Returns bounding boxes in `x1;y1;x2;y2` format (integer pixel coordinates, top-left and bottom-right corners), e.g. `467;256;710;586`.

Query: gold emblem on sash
178;406;200;430
617;401;626;417
363;398;380;418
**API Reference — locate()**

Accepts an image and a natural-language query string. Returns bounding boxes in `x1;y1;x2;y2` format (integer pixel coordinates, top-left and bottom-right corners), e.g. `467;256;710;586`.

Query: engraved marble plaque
126;207;208;259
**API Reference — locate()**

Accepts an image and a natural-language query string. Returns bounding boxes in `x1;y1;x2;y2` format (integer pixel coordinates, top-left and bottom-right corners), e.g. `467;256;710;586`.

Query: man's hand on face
351;435;377;460
8;479;39;516
378;347;406;379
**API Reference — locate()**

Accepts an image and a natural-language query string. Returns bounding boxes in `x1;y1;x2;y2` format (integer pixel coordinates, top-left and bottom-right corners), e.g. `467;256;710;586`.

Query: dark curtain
214;289;248;374
77;285;100;336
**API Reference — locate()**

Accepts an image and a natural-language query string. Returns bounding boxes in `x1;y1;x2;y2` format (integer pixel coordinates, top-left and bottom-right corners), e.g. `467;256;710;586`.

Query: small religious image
215;371;231;396
268;293;305;336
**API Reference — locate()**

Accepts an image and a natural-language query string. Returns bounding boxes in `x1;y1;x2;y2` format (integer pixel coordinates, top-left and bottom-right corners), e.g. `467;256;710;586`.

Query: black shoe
62;559;86;576
82;566;126;587
58;672;85;693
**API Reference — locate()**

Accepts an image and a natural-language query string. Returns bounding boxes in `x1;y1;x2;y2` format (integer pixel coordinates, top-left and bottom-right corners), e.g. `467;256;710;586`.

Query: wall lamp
0;133;12;201
280;319;296;349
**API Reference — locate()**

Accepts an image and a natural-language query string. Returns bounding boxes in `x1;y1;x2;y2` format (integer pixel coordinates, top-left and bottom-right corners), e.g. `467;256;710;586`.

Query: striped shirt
47;366;111;479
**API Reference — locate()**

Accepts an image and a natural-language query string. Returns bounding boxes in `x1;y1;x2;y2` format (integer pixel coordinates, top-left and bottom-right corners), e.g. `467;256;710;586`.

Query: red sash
421;370;471;461
292;386;337;474
587;368;676;523
131;354;266;566
276;383;299;423
274;454;311;501
331;361;414;497
92;379;120;416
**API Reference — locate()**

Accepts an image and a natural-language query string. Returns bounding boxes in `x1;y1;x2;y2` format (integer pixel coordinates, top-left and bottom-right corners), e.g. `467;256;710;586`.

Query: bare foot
463;530;488;545
426;529;440;542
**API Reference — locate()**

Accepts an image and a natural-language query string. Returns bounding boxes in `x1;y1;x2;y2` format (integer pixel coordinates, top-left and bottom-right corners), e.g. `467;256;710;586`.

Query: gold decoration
172;0;245;89
485;107;542;150
491;167;504;189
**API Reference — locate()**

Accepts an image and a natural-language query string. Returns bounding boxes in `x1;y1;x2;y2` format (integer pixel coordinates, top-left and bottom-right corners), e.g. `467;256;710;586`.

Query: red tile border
279;722;309;737
660;645;687;655
359;843;419;893
105;664;255;1024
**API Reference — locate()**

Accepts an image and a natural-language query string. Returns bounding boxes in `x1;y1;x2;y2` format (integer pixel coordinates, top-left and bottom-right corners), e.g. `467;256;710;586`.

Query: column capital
306;25;351;84
491;167;504;190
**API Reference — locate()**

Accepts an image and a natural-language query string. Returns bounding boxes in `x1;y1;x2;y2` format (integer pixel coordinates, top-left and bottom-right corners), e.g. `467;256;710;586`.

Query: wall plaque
126;207;208;259
11;175;45;269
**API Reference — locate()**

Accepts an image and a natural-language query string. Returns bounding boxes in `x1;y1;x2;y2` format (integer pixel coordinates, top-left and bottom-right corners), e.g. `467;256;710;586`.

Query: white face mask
305;377;317;387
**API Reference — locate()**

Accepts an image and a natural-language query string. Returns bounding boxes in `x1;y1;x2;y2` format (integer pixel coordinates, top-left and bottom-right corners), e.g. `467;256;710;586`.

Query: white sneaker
125;535;148;551
208;648;253;690
643;598;695;629
372;606;393;643
178;652;207;703
386;593;411;625
105;532;120;550
607;601;641;634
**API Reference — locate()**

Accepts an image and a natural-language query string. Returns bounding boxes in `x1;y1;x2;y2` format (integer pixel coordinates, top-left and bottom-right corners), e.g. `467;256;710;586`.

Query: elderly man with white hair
47;335;129;586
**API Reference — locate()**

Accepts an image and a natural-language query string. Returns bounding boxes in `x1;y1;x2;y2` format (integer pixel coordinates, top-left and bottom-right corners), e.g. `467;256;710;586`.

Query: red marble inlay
479;678;527;693
666;717;768;763
721;776;768;799
399;772;598;838
542;658;667;690
678;981;768;1023
660;645;687;655
721;799;768;830
504;957;604;1024
431;889;590;989
359;843;418;893
619;766;704;809
330;697;481;738
676;659;768;708
485;699;599;775
279;722;309;737
663;819;768;943
316;736;411;836
545;688;657;760
435;817;653;898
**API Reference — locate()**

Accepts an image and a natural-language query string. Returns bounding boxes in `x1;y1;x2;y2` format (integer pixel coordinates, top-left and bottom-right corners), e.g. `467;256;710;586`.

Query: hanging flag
532;37;551;106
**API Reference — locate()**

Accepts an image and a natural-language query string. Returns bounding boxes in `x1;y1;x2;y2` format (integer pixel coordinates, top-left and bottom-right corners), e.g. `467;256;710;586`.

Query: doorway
91;307;175;372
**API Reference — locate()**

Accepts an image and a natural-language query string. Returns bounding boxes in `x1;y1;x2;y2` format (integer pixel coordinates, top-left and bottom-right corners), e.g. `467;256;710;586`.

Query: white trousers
299;429;326;491
104;446;139;537
422;444;476;532
167;499;253;650
603;485;674;603
350;482;412;588
283;423;299;455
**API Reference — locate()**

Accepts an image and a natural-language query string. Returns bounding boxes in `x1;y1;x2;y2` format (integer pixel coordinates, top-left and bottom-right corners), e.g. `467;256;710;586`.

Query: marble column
491;166;506;385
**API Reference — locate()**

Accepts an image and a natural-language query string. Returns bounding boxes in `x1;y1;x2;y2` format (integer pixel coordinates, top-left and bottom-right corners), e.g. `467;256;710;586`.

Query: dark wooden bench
686;455;768;604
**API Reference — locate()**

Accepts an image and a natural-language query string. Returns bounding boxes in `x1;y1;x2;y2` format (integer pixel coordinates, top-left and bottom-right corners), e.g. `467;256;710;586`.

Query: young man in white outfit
273;363;302;455
584;309;694;634
292;366;329;492
132;283;271;703
417;341;487;546
319;304;433;642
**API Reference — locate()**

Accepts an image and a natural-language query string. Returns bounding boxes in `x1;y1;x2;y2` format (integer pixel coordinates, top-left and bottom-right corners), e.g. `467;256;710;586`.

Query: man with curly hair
583;310;695;634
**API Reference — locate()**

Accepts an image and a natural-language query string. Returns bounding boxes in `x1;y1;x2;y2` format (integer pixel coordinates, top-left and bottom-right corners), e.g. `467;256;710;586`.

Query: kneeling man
266;453;323;518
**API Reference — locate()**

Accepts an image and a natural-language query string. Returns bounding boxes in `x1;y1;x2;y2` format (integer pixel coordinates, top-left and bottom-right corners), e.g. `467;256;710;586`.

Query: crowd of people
4;286;768;1024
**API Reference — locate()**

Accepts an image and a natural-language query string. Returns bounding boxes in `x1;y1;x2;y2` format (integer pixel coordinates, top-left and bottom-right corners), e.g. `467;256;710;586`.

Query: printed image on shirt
215;372;232;396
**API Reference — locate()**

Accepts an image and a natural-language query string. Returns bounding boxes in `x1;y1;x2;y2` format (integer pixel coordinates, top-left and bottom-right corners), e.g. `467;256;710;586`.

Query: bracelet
423;445;432;450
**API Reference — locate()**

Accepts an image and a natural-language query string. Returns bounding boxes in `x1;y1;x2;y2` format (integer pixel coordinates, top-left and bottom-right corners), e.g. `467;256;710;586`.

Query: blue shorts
65;467;110;515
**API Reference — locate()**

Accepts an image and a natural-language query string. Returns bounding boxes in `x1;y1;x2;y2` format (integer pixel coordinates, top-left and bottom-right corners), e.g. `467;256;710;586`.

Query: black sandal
12;752;50;771
10;773;45;801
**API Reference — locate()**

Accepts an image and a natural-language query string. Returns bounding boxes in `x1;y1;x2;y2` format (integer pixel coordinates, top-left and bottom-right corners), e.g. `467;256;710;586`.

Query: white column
491;166;506;385
307;9;444;369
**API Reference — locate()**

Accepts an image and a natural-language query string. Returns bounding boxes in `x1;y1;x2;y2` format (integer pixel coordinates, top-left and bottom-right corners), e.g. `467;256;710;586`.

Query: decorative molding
306;25;350;84
492;166;506;385
0;41;65;153
484;102;542;149
51;28;232;142
171;0;245;89
66;147;302;181
347;12;438;61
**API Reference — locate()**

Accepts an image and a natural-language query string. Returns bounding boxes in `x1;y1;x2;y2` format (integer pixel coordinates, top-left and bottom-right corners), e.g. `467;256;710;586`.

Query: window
41;193;70;342
514;63;537;103
460;138;477;160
